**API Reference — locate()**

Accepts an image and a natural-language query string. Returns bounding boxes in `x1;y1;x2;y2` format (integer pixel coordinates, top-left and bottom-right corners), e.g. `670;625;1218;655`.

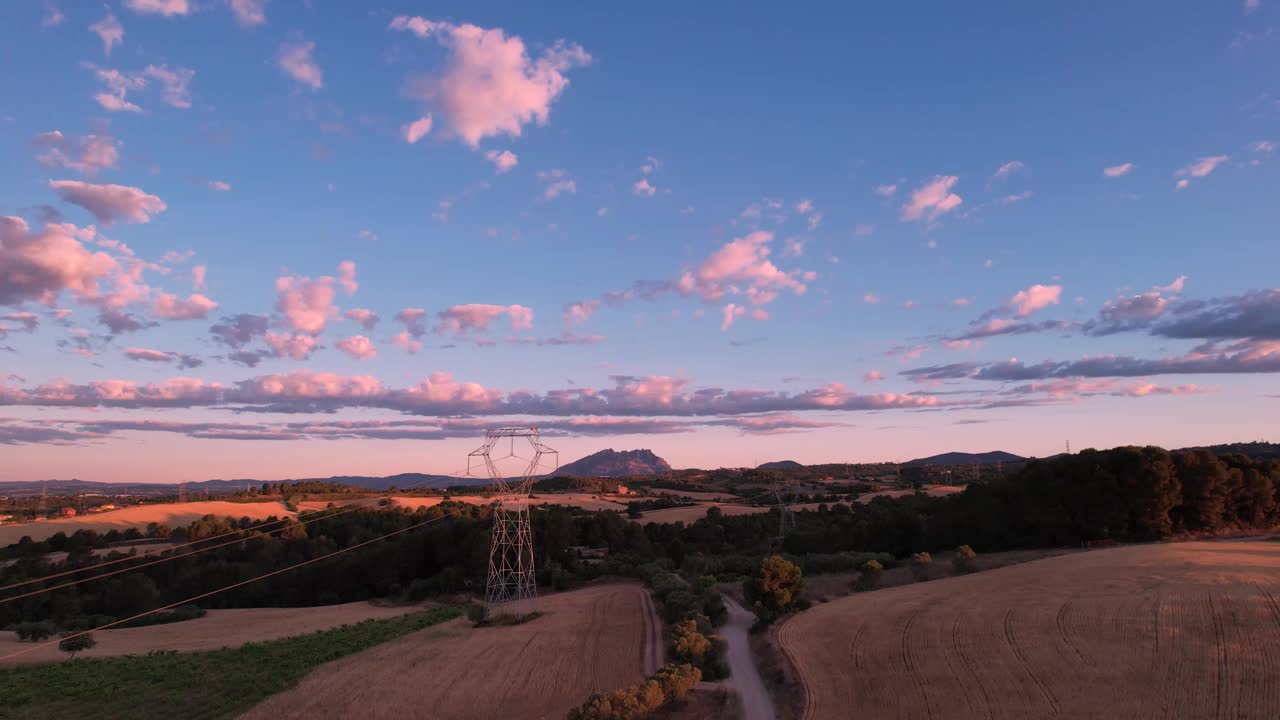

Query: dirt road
719;595;776;720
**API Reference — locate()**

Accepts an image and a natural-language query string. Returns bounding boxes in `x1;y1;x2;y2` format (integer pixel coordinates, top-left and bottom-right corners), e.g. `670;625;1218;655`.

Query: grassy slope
0;606;461;720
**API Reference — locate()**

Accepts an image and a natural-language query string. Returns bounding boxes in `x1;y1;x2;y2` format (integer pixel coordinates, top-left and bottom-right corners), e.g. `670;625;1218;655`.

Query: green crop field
0;606;461;720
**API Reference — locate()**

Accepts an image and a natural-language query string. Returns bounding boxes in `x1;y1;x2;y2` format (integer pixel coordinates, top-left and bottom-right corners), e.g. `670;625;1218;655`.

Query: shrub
466;604;487;625
14;621;56;643
567;664;701;720
909;552;932;581
58;632;96;659
953;545;977;574
854;559;883;592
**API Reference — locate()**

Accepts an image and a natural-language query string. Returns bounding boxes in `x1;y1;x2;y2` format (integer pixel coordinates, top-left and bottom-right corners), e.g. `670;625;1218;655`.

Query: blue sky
0;1;1277;482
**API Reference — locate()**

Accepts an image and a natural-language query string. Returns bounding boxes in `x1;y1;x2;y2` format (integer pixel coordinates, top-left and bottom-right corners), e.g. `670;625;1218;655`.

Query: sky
0;1;1277;483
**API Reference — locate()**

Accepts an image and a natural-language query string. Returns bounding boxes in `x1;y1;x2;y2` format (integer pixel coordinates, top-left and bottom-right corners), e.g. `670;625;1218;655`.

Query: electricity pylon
467;427;557;616
773;475;797;539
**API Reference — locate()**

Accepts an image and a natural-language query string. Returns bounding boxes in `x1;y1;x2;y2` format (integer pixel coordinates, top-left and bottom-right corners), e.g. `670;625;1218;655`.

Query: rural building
88;504;117;513
0;515;12;523
59;507;77;517
615;484;633;496
567;546;609;561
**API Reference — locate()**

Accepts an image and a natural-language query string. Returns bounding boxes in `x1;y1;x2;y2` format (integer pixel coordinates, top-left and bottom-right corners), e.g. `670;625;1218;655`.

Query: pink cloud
436;304;533;334
124;0;189;15
1174;155;1229;189
862;292;881;304
207;180;231;192
390;331;423;354
484;149;519;174
863;370;884;384
873;184;897;198
395;308;428;338
191;265;206;290
336;335;377;360
89;13;124;55
32;129;120;175
140;64;193;108
901;176;962;222
1123;382;1206;397
1010;284;1062;317
336;260;357;295
277;38;322;91
151;292;217;320
1103;163;1135;177
536;168;575;199
49;180;166;224
228;0;267;26
402;115;433;144
994;160;1024;178
0;217;118;305
344;308;378;330
265;331;319;361
633;178;657;197
678;230;808;307
274;267;344;334
88;66;144;112
563;299;598;327
390;16;591;147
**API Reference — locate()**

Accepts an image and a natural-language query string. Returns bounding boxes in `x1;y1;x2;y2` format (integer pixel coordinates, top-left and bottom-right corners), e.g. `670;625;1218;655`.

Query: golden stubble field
779;540;1280;720
240;582;660;720
0;501;295;545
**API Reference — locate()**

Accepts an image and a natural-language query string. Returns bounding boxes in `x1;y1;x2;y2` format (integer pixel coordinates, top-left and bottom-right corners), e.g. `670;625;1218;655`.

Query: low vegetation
566;663;702;720
0;606;460;719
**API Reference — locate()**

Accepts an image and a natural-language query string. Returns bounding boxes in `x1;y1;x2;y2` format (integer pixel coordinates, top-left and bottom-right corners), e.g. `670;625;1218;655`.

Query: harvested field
298;493;633;514
0;501;295;546
241;583;657;720
0;600;421;665
640;503;769;524
780;540;1280;720
648;489;743;502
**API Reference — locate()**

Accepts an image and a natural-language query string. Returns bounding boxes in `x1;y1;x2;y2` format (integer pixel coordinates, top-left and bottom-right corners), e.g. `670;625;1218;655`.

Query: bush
14;622;56;643
853;559;883;592
567;664;701;720
466;604;487;625
57;632;96;659
909;552;932;581
953;545;977;574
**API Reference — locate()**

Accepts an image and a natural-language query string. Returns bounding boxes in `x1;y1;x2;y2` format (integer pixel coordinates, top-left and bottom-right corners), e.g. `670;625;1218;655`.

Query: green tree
58;633;96;660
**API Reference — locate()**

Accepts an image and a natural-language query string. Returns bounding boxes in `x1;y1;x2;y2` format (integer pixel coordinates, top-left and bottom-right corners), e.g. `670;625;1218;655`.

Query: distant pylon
467;427;557;616
773;475;797;539
37;481;46;515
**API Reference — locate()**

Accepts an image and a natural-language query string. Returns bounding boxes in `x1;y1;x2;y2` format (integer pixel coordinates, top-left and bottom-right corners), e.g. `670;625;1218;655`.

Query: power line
0;468;480;597
0;508;466;665
0;503;386;605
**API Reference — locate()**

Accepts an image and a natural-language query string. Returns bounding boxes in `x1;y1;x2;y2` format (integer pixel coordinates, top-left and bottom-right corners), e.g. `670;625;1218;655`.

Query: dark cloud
210;314;269;348
1152;289;1280;341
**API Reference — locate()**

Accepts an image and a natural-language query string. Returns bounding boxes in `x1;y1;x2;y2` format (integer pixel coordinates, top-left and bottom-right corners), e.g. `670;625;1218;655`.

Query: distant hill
1185;441;1280;460
757;460;804;470
0;473;488;497
556;449;672;477
905;451;1026;466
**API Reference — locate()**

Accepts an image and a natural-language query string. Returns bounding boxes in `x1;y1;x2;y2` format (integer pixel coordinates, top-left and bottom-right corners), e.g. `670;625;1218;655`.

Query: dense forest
1;446;1275;633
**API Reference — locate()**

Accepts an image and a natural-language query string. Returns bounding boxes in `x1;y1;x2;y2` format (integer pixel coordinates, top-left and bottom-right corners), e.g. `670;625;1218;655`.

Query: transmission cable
0;508;466;664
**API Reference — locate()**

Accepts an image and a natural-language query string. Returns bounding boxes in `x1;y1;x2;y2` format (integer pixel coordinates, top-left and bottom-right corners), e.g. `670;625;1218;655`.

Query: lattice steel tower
467;427;557;615
773;475;797;539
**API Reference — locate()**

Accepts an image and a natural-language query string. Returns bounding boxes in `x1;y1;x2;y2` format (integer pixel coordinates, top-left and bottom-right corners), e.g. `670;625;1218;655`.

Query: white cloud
484;149;519;174
277;38;322;91
900;176;962;222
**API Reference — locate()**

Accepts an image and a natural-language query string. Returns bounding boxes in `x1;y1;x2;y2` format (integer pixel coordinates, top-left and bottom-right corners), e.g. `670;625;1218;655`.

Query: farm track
780;541;1280;720
239;582;653;720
